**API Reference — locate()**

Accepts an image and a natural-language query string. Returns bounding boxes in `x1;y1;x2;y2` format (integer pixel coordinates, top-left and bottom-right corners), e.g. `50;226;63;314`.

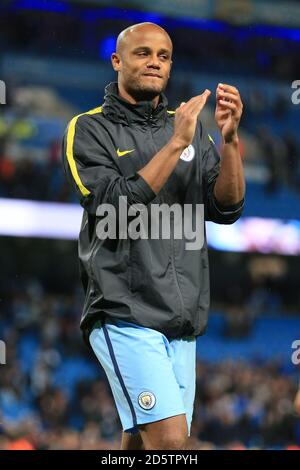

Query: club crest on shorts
179;144;195;162
138;391;156;410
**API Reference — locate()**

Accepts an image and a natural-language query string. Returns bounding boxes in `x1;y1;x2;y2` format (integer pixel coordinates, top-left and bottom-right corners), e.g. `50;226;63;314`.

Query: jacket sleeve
62;113;156;215
200;124;245;224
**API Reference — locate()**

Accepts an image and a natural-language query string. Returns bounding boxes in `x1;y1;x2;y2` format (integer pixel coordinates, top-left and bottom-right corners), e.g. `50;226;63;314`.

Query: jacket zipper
147;115;185;318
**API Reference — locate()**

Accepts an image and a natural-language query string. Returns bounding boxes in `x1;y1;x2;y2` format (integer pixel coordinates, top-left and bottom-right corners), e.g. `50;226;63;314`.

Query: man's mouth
143;73;162;78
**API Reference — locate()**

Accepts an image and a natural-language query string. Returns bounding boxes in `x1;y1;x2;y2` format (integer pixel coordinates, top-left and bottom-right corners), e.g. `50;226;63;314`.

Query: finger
184;89;211;110
217;83;240;97
218;100;238;113
176;90;211;117
189;90;211;114
216;101;231;113
217;90;241;104
176;97;199;112
218;82;239;93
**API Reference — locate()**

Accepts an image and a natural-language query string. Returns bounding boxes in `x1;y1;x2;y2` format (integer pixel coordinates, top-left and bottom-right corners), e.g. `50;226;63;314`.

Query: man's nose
146;56;160;69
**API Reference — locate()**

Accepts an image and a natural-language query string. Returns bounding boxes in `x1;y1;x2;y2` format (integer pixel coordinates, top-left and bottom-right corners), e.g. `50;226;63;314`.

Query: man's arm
138;90;211;194
62;91;211;214
202;132;244;225
213;83;245;207
214;137;245;206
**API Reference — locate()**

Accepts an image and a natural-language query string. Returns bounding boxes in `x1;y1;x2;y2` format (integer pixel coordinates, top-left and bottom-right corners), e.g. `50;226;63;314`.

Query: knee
145;430;188;450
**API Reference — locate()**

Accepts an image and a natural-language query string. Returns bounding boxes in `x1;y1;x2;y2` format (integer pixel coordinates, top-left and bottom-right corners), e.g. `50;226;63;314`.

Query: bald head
112;22;173;105
116;22;173;57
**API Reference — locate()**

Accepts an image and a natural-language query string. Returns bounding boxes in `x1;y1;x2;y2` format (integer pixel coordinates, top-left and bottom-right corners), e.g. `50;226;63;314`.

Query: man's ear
168;60;173;78
111;53;121;72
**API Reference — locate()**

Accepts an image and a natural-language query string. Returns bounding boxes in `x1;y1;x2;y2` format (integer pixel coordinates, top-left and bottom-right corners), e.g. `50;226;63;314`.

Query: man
62;22;245;450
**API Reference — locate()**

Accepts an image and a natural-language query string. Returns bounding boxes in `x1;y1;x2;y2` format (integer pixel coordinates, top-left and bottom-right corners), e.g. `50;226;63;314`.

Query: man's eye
137;52;147;56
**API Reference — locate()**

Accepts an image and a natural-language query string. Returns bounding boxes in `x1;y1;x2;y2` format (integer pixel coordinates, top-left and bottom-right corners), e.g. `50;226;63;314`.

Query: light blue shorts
89;318;196;435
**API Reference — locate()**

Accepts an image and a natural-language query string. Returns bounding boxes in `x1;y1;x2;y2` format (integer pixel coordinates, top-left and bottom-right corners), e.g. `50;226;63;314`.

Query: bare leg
121;431;144;450
139;414;188;450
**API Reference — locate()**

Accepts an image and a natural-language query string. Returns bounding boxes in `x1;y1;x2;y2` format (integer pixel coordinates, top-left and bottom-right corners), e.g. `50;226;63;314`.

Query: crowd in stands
1;5;300;81
0;138;75;202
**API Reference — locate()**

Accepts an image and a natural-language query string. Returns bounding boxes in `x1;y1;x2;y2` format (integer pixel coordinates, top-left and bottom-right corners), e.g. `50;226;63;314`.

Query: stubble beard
125;75;167;102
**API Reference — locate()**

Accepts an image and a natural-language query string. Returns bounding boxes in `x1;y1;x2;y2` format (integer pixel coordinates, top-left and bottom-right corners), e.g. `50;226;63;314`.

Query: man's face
113;27;173;101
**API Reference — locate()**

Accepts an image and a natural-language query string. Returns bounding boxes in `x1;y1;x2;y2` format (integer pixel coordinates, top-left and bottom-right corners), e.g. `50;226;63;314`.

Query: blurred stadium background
1;0;300;450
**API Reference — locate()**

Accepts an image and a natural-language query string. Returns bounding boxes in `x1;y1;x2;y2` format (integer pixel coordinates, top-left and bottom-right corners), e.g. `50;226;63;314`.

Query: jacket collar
102;82;169;126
